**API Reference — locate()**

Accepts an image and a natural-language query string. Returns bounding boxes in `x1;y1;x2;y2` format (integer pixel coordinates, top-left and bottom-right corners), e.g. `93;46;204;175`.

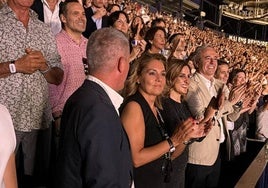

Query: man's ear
117;56;127;73
60;14;66;24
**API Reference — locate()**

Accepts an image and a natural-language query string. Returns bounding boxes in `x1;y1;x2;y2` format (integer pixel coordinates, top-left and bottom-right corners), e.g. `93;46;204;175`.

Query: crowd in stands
0;0;267;187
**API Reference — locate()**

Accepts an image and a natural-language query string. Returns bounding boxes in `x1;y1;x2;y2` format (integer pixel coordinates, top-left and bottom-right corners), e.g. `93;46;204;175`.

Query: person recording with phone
108;11;146;64
130;16;147;42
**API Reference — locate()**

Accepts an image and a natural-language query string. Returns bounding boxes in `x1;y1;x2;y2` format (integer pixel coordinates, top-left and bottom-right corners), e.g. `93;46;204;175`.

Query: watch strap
167;138;175;153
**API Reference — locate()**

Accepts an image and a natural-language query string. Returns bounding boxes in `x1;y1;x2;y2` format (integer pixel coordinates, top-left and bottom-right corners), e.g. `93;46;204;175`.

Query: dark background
149;0;268;41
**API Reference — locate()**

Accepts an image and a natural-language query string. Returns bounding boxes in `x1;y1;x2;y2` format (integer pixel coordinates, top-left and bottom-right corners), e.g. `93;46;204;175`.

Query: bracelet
41;64;51;74
167;138;175;153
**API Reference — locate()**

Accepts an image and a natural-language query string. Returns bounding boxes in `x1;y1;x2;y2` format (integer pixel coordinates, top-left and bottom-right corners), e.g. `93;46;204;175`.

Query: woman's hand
171;118;206;147
129;39;146;62
229;84;246;105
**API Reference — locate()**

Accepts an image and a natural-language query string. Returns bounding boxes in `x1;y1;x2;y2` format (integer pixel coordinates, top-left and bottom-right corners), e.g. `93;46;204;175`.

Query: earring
136;81;140;85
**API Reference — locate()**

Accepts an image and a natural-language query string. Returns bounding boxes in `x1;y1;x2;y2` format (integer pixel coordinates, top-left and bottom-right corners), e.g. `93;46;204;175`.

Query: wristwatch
183;140;191;145
167;138;175;153
9;61;16;74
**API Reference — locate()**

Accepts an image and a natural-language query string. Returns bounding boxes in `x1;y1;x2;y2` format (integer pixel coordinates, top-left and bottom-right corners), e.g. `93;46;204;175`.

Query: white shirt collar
197;72;215;89
87;75;123;115
197;72;217;97
41;0;62;7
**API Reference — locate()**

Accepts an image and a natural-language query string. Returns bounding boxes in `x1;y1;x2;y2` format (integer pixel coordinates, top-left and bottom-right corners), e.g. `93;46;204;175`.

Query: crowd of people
0;0;267;187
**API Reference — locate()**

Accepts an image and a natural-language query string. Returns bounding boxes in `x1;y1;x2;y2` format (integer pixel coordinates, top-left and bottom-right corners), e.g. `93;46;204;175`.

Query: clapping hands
171;117;212;147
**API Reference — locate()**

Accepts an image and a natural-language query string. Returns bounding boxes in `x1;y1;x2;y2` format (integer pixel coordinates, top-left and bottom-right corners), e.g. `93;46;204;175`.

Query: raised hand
229;84;246;105
93;7;107;19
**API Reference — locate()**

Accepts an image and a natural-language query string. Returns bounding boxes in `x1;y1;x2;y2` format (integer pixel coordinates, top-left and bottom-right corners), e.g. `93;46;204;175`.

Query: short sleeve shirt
0;5;62;131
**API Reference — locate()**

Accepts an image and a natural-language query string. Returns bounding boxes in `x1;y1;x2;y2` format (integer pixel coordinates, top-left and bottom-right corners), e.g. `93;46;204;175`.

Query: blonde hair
123;53;166;108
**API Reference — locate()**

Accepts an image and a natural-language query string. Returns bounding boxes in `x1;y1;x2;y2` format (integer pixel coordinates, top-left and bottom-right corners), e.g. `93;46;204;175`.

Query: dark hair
59;0;80;28
130;16;146;38
59;0;79;16
263;95;268;102
131;16;144;30
227;69;246;85
151;18;166;28
168;33;184;44
108;10;129;27
144;26;166;51
217;59;229;66
187;51;196;62
106;4;120;13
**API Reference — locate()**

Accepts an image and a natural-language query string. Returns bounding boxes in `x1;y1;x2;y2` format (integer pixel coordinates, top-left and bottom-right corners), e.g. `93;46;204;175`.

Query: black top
161;98;192;135
82;7;109;38
120;91;181;188
31;0;44;22
161;97;192;188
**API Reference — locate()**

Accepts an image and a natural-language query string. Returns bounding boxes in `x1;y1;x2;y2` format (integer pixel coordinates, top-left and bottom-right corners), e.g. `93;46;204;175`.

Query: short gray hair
86;28;130;73
193;44;213;70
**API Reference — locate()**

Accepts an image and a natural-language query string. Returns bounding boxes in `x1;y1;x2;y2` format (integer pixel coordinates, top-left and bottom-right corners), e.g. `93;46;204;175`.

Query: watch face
9;63;16;73
170;147;175;153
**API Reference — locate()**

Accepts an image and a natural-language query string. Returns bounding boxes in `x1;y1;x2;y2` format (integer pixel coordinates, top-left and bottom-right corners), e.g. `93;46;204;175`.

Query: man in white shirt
31;0;62;35
185;45;237;188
